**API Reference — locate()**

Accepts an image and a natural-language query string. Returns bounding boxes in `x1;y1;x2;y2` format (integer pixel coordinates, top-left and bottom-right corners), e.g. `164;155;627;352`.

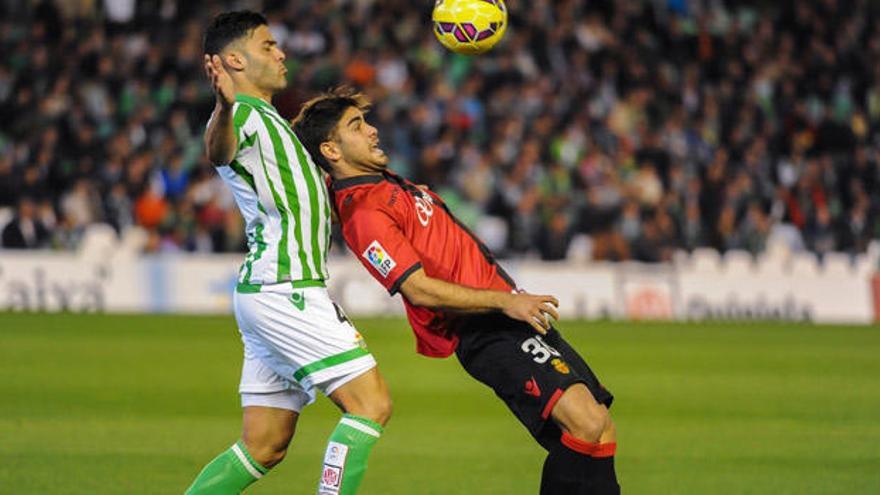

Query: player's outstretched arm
204;54;237;166
399;268;559;334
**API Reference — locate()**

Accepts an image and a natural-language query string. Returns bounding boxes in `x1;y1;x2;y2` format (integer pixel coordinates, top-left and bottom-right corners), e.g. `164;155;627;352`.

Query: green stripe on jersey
258;112;311;281
241;222;265;285
239;132;257;150
290;130;324;278
293;348;371;382
233;104;253;136
229;160;256;191
260;110;329;279
255;135;291;283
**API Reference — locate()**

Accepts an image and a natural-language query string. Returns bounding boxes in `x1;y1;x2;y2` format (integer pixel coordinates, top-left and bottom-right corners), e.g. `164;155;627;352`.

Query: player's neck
233;78;273;105
333;161;384;181
333;168;382;181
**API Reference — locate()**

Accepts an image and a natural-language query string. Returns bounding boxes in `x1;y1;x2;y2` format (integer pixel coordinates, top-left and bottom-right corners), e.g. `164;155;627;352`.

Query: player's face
332;106;389;172
239;25;287;93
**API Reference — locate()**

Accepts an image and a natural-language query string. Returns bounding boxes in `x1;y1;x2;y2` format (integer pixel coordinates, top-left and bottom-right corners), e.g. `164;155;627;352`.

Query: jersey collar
235;94;275;112
331;174;384;191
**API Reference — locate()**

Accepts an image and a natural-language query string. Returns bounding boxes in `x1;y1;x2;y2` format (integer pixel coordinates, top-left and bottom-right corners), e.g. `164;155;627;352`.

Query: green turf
1;313;879;494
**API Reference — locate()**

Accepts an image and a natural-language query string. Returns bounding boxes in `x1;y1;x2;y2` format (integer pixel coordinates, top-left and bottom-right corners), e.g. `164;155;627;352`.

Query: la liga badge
363;240;397;278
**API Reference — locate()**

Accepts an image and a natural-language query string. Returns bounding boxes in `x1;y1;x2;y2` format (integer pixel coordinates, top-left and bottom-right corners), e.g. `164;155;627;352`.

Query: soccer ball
432;0;508;55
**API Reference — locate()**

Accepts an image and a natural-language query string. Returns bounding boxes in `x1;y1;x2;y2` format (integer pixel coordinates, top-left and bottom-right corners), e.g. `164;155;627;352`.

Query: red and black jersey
331;170;517;358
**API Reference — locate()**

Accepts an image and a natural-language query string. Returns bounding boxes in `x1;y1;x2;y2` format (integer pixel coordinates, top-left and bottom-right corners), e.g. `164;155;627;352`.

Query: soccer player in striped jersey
186;12;391;495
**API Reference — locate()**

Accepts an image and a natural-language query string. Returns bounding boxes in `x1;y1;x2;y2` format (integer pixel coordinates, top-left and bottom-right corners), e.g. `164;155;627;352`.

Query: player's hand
204;54;235;109
502;293;559;335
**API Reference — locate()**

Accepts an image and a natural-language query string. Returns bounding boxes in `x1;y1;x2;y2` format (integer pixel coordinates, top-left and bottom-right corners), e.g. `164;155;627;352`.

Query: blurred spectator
2;197;50;248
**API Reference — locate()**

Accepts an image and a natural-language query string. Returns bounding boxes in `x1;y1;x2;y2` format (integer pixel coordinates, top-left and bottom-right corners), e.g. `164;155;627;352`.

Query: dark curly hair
291;87;371;174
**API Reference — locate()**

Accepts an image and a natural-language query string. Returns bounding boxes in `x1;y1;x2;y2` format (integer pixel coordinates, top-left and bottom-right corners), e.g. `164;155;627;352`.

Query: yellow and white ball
432;0;508;55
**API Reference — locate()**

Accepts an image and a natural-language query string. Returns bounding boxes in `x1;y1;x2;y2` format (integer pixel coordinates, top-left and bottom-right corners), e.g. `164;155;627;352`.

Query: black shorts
454;313;613;450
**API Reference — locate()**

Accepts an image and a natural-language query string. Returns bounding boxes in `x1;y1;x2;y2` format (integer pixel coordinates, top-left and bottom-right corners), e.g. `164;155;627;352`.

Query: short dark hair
292;87;371;173
203;10;267;55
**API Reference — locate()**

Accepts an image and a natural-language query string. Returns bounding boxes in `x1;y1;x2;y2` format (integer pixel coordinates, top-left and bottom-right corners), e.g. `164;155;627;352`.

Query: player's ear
320;140;341;163
222;48;246;71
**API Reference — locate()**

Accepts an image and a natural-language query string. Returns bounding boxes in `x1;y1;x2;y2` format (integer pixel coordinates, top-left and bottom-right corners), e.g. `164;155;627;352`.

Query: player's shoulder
334;176;397;217
204;101;254;131
231;101;261;126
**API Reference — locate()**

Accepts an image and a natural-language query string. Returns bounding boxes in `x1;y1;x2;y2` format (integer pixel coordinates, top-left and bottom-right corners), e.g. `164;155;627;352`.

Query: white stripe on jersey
215;97;328;286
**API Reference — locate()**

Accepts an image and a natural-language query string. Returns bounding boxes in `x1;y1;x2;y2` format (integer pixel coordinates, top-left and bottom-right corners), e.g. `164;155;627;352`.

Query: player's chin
372;148;389;163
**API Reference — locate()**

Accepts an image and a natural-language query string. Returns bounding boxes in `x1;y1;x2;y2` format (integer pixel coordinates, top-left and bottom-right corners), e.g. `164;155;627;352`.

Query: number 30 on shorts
520;335;561;364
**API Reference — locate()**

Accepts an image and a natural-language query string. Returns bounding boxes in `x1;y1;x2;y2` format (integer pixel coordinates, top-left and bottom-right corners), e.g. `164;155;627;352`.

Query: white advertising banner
0;252;144;312
0;250;876;324
676;264;874;323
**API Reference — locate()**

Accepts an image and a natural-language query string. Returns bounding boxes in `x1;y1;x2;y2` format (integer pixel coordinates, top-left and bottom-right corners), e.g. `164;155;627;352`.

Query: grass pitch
1;313;879;494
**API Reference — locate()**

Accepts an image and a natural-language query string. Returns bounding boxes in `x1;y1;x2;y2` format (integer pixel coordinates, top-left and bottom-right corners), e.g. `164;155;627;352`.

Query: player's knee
365;395;394;427
242;436;291;468
344;393;393;427
255;444;289;468
562;403;609;443
242;428;294;468
599;417;617;444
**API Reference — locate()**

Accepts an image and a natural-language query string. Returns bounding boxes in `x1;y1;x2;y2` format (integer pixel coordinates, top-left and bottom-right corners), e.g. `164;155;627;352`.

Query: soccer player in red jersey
293;88;619;494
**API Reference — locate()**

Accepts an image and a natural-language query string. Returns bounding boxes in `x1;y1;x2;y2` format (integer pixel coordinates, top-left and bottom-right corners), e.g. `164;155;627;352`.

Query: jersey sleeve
204;102;256;166
343;206;422;295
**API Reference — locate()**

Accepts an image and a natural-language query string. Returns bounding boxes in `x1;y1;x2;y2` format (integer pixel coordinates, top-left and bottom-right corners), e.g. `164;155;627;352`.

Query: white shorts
234;283;376;413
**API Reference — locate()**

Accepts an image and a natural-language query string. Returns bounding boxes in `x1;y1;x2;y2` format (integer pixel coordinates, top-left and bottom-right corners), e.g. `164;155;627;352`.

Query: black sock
585;456;620;495
540;433;620;495
540;442;583;495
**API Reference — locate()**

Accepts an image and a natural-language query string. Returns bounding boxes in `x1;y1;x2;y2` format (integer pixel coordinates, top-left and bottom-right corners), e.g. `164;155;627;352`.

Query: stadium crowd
1;0;878;262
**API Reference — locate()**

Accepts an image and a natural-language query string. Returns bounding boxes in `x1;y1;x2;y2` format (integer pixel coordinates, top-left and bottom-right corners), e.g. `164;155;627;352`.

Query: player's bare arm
399;268;559;334
203;54;237;165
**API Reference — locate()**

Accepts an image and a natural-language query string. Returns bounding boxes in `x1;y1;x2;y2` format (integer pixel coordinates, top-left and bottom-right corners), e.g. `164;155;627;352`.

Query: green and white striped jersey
214;94;331;291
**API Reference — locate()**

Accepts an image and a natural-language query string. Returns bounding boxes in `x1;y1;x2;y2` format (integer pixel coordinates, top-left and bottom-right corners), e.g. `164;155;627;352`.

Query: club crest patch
550;358;570;374
363;240;396;278
319;441;348;493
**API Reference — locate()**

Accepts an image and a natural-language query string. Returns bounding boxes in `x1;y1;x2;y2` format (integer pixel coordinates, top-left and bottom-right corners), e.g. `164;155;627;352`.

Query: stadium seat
119;226;149;256
764;236;792;261
691;248;722;272
77;223;119;261
672;249;690;267
821;252;854;276
788;252;820;277
566;234;593;263
723;249;755;274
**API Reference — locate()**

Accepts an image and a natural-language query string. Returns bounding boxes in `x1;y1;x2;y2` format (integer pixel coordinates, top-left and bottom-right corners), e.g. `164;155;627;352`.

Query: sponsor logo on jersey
524;377;542;397
550;358;570;374
363;240;396;278
414;192;434;227
289;291;305;311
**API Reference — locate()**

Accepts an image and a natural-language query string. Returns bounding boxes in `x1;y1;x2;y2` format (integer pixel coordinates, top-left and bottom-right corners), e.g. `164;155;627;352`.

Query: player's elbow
400;280;440;309
400;285;438;308
205;145;234;166
399;271;441;308
204;136;236;166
